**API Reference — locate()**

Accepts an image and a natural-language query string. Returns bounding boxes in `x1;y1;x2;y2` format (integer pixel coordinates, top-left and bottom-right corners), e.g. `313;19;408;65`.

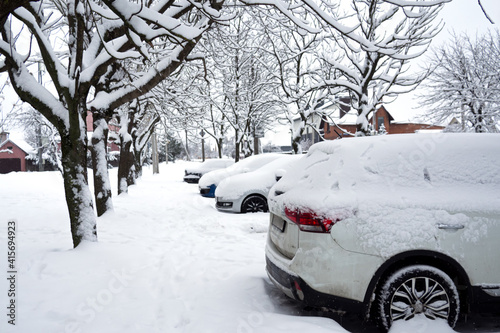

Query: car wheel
377;265;460;331
241;195;268;213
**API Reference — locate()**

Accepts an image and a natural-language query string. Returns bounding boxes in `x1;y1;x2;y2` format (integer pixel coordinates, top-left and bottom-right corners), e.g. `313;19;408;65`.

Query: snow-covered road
0;161;498;332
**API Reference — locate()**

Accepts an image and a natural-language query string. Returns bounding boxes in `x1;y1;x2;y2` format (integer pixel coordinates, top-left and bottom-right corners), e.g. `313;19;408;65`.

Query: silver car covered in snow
198;153;284;198
215;155;302;213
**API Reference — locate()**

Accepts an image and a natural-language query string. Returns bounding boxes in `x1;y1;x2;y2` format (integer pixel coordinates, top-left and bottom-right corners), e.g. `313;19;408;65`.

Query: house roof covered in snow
0;138;36;155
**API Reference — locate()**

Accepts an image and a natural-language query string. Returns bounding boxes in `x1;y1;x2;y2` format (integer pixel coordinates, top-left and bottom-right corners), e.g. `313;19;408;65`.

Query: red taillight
284;207;343;233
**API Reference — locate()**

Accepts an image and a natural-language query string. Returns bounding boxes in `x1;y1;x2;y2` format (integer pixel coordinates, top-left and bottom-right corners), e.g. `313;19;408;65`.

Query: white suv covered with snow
265;133;500;331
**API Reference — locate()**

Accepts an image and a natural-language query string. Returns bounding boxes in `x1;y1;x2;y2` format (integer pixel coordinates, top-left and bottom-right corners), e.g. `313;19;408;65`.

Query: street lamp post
200;129;205;162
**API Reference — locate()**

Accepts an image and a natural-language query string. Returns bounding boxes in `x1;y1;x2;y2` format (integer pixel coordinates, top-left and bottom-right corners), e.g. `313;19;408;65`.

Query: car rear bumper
265;249;364;315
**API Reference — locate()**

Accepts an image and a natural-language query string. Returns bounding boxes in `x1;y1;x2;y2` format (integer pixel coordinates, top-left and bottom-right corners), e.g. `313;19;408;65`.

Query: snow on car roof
215;155;302;200
184;159;233;173
271;133;500;215
199;153;284;187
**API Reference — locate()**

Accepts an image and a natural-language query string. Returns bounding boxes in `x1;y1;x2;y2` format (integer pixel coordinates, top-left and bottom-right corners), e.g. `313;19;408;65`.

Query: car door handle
436;223;465;230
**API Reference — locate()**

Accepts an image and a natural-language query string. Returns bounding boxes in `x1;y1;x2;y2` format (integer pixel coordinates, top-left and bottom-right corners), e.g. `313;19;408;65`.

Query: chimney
0;131;9;144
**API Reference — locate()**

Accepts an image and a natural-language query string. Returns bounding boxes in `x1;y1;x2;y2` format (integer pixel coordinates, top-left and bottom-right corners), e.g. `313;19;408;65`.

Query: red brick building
322;105;445;139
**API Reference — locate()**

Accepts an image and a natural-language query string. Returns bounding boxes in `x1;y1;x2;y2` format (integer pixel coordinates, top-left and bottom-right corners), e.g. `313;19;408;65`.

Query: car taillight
284;207;344;233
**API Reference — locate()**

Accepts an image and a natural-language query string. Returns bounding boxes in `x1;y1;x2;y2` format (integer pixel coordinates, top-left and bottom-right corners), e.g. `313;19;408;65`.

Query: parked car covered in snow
215;155;302;213
183;159;234;184
198;153;284;198
265;133;500;331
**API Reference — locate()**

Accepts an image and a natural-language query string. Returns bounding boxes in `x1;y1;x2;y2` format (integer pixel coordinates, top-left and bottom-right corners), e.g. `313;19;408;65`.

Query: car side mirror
275;169;286;182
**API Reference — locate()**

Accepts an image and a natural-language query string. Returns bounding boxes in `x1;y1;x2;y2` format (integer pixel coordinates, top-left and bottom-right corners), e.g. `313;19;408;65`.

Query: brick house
321;105;445;140
0;132;35;174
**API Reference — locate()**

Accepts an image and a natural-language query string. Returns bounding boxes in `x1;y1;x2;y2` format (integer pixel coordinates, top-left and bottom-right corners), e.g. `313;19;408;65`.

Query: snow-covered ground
0;161;498;333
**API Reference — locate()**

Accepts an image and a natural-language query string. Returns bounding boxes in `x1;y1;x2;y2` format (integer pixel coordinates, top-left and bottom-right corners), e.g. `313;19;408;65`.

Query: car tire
241;195;268;213
377;265;460;331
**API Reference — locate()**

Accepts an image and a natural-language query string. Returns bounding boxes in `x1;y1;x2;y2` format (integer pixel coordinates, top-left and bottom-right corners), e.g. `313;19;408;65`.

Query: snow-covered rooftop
0;138;36;154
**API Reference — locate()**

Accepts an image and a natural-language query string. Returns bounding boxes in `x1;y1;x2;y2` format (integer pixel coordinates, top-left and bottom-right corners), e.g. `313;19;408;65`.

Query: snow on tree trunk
59;117;97;247
356;97;373;136
116;100;158;193
91;114;113;216
291;112;306;154
117;107;135;194
118;140;135;195
291;134;302;155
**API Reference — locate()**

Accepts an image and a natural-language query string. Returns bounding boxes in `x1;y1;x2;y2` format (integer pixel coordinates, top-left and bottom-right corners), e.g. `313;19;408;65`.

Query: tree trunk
59;128;97;248
474;107;485;133
91;113;113;216
184;129;191;161
291;112;306;154
118;140;135;194
356;97;372;136
291;123;304;154
217;138;223;158
291;136;301;154
133;149;143;179
234;129;240;162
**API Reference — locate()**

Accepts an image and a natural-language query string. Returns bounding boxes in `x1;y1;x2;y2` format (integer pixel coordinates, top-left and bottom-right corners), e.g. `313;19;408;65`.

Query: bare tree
201;9;280;160
256;7;340;153
313;0;445;135
419;30;500;132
